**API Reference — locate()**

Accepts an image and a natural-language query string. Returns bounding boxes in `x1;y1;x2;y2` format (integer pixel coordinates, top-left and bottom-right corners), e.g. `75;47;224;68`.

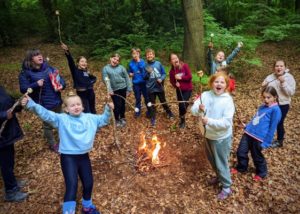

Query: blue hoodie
26;99;111;154
244;103;281;148
128;59;146;84
143;60;166;93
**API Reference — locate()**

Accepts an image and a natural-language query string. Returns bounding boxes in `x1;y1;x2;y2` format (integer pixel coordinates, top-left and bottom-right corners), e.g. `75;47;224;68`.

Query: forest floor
0;40;299;214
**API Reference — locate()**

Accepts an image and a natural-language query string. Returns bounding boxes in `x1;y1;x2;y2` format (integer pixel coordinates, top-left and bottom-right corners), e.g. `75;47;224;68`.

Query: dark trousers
133;83;149;111
111;88;127;121
77;89;96;114
60;153;93;202
236;134;267;178
0;144;18;192
148;91;171;118
176;89;192;116
277;104;289;141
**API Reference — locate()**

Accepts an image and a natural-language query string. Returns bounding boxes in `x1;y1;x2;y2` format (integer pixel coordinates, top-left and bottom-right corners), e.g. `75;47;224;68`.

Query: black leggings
60;153;93;202
77;89;96;114
111;88;127;120
176;89;192;116
0;144;17;192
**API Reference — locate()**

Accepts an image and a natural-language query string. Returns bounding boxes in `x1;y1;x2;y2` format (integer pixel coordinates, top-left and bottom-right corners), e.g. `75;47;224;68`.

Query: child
232;86;282;181
128;48;150;117
262;60;296;148
61;43;97;114
102;53;132;128
216;67;236;94
21;92;113;214
143;48;174;126
208;41;243;75
0;86;28;202
19;49;66;152
169;53;193;128
191;72;235;200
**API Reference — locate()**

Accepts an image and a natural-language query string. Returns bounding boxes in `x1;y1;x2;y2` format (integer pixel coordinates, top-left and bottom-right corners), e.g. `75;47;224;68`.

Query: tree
182;0;204;70
296;0;300;13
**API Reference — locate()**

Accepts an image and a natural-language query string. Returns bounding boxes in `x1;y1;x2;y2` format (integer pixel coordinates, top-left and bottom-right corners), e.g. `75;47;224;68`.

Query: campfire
135;133;167;173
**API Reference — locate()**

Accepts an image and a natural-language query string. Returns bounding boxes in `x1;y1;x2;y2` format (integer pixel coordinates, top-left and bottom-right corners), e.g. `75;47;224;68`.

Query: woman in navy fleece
61;43;97;114
232;86;282;181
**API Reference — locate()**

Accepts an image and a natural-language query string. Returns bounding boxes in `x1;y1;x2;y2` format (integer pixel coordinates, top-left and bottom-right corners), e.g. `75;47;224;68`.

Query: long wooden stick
55;10;63;43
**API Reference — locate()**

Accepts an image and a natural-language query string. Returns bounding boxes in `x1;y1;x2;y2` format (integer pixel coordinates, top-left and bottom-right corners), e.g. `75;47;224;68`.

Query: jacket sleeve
26;99;60;128
159;63;166;80
207;98;235;131
180;64;192;82
65;51;77;77
280;74;296;97
207;49;214;75
95;105;111;128
19;71;39;94
169;69;176;88
226;47;240;64
190;98;201;116
261;108;282;148
0;111;8;121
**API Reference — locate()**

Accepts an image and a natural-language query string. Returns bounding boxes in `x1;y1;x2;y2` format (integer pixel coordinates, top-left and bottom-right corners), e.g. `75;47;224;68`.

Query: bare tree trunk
182;0;204;71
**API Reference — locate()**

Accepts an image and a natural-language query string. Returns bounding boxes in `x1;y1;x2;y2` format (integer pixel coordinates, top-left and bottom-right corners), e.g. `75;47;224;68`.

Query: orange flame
139;133;147;152
151;135;161;164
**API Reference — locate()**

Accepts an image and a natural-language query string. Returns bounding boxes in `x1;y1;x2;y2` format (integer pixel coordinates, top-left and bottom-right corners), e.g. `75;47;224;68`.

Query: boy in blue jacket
232;86;281;181
143;48;174;126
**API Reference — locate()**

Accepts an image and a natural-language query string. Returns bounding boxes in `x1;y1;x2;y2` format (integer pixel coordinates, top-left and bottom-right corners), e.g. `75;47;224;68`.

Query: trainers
271;140;283;148
151;117;156;126
116;120;122;128
5;189;28;202
120;118;126;126
167;112;175;119
207;177;219;185
230;168;238;174
217;189;231;200
179;117;185;128
253;175;264;182
82;205;101;214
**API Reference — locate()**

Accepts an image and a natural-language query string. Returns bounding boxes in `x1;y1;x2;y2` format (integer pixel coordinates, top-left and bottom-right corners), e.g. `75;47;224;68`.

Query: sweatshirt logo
252;113;266;126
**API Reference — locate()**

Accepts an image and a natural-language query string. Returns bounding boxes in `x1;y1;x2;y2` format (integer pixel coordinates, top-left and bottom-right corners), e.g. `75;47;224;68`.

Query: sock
82;198;93;208
223;187;231;193
62;201;76;214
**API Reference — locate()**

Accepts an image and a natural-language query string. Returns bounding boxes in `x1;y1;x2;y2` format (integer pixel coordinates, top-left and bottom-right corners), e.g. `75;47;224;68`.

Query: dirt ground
0;41;299;213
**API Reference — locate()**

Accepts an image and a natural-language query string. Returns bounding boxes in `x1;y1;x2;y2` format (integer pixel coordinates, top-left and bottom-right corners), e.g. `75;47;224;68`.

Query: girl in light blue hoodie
21;92;113;214
191;72;235;200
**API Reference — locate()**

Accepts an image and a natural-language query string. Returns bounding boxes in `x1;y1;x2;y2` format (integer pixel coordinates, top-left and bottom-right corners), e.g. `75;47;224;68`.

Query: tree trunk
39;0;58;41
182;0;204;70
296;0;300;13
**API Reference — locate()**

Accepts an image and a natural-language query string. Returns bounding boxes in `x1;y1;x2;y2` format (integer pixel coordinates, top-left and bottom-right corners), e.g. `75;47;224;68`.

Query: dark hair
23;49;42;69
76;56;86;64
262;86;279;102
273;60;286;68
169;53;184;69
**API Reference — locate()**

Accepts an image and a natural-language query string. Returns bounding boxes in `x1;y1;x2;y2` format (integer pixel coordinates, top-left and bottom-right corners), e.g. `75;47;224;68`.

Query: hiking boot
151;117;156;126
179;116;185;128
82;205;101;214
5;189;28;202
167;112;175;119
217;189;231;200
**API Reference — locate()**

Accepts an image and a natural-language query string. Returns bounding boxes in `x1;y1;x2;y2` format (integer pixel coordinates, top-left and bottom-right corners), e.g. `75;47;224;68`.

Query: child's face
212;76;227;95
65;96;83;116
274;61;285;76
262;92;276;106
170;54;180;67
110;56;120;67
132;51;140;61
215;51;225;63
78;57;87;70
146;51;155;62
32;54;44;66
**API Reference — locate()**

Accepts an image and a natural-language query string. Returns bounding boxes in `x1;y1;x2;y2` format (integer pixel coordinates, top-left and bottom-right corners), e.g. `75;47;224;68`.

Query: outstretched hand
21;95;30;107
107;102;114;110
237;41;243;48
61;43;69;52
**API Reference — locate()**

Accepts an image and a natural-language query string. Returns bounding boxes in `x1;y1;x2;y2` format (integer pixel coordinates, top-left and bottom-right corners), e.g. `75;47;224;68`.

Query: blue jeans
277;104;289;141
60;153;93;202
236;134;267;177
205;136;232;188
133;83;149;111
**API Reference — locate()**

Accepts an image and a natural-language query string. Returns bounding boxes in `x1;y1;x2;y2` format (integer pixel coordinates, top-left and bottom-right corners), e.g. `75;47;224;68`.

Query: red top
228;77;235;92
169;63;193;91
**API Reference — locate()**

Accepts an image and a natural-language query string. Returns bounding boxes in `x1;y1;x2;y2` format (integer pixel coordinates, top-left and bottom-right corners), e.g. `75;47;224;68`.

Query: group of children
0;41;296;213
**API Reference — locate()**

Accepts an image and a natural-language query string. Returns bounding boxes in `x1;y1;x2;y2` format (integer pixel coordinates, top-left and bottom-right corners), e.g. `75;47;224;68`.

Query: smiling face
64;96;83;116
110;56;120;67
274;60;286;76
262;92;277;106
146;51;155;62
215;51;225;63
32;54;44;66
77;57;87;70
212;76;227;95
170;54;180;68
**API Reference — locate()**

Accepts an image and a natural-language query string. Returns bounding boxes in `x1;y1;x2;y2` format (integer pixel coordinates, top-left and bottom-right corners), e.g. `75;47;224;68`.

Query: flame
151;135;161;165
139;133;147;152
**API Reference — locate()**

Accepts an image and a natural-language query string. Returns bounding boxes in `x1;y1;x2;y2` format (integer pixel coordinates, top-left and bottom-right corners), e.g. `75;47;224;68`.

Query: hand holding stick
0;88;33;136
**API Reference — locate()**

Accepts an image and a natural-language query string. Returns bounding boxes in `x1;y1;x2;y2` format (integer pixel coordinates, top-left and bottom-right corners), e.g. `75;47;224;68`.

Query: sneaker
5;189;28;202
230;168;238;174
167;112;175;119
179;117;185;128
116;120;122;128
217;189;231;200
207;177;219;185
134;111;141;118
82;205;101;214
151;117;156;126
271;140;283;148
120;118;126;126
253;175;264;182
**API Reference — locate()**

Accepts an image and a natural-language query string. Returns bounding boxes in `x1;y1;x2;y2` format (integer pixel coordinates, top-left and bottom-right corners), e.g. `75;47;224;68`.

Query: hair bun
67;91;77;97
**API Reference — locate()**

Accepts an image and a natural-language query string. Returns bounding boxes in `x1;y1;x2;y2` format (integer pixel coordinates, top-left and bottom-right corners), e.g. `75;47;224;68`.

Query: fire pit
135;133;168;173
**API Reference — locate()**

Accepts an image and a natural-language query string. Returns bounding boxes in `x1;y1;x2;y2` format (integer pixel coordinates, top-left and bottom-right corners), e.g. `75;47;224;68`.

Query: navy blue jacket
0;86;23;149
19;61;66;110
65;51;96;90
143;61;166;93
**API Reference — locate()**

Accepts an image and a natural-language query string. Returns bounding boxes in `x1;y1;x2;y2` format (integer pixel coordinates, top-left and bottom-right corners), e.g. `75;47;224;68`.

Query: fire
151;138;161;164
138;133;162;165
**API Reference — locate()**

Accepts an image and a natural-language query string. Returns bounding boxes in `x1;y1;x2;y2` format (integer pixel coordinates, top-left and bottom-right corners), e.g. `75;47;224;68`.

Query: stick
0;88;33;137
104;77;121;154
55;10;63;44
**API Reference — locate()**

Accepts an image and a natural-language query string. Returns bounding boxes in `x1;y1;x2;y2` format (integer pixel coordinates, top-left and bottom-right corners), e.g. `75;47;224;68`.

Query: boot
5;188;28;202
179;116;185;128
